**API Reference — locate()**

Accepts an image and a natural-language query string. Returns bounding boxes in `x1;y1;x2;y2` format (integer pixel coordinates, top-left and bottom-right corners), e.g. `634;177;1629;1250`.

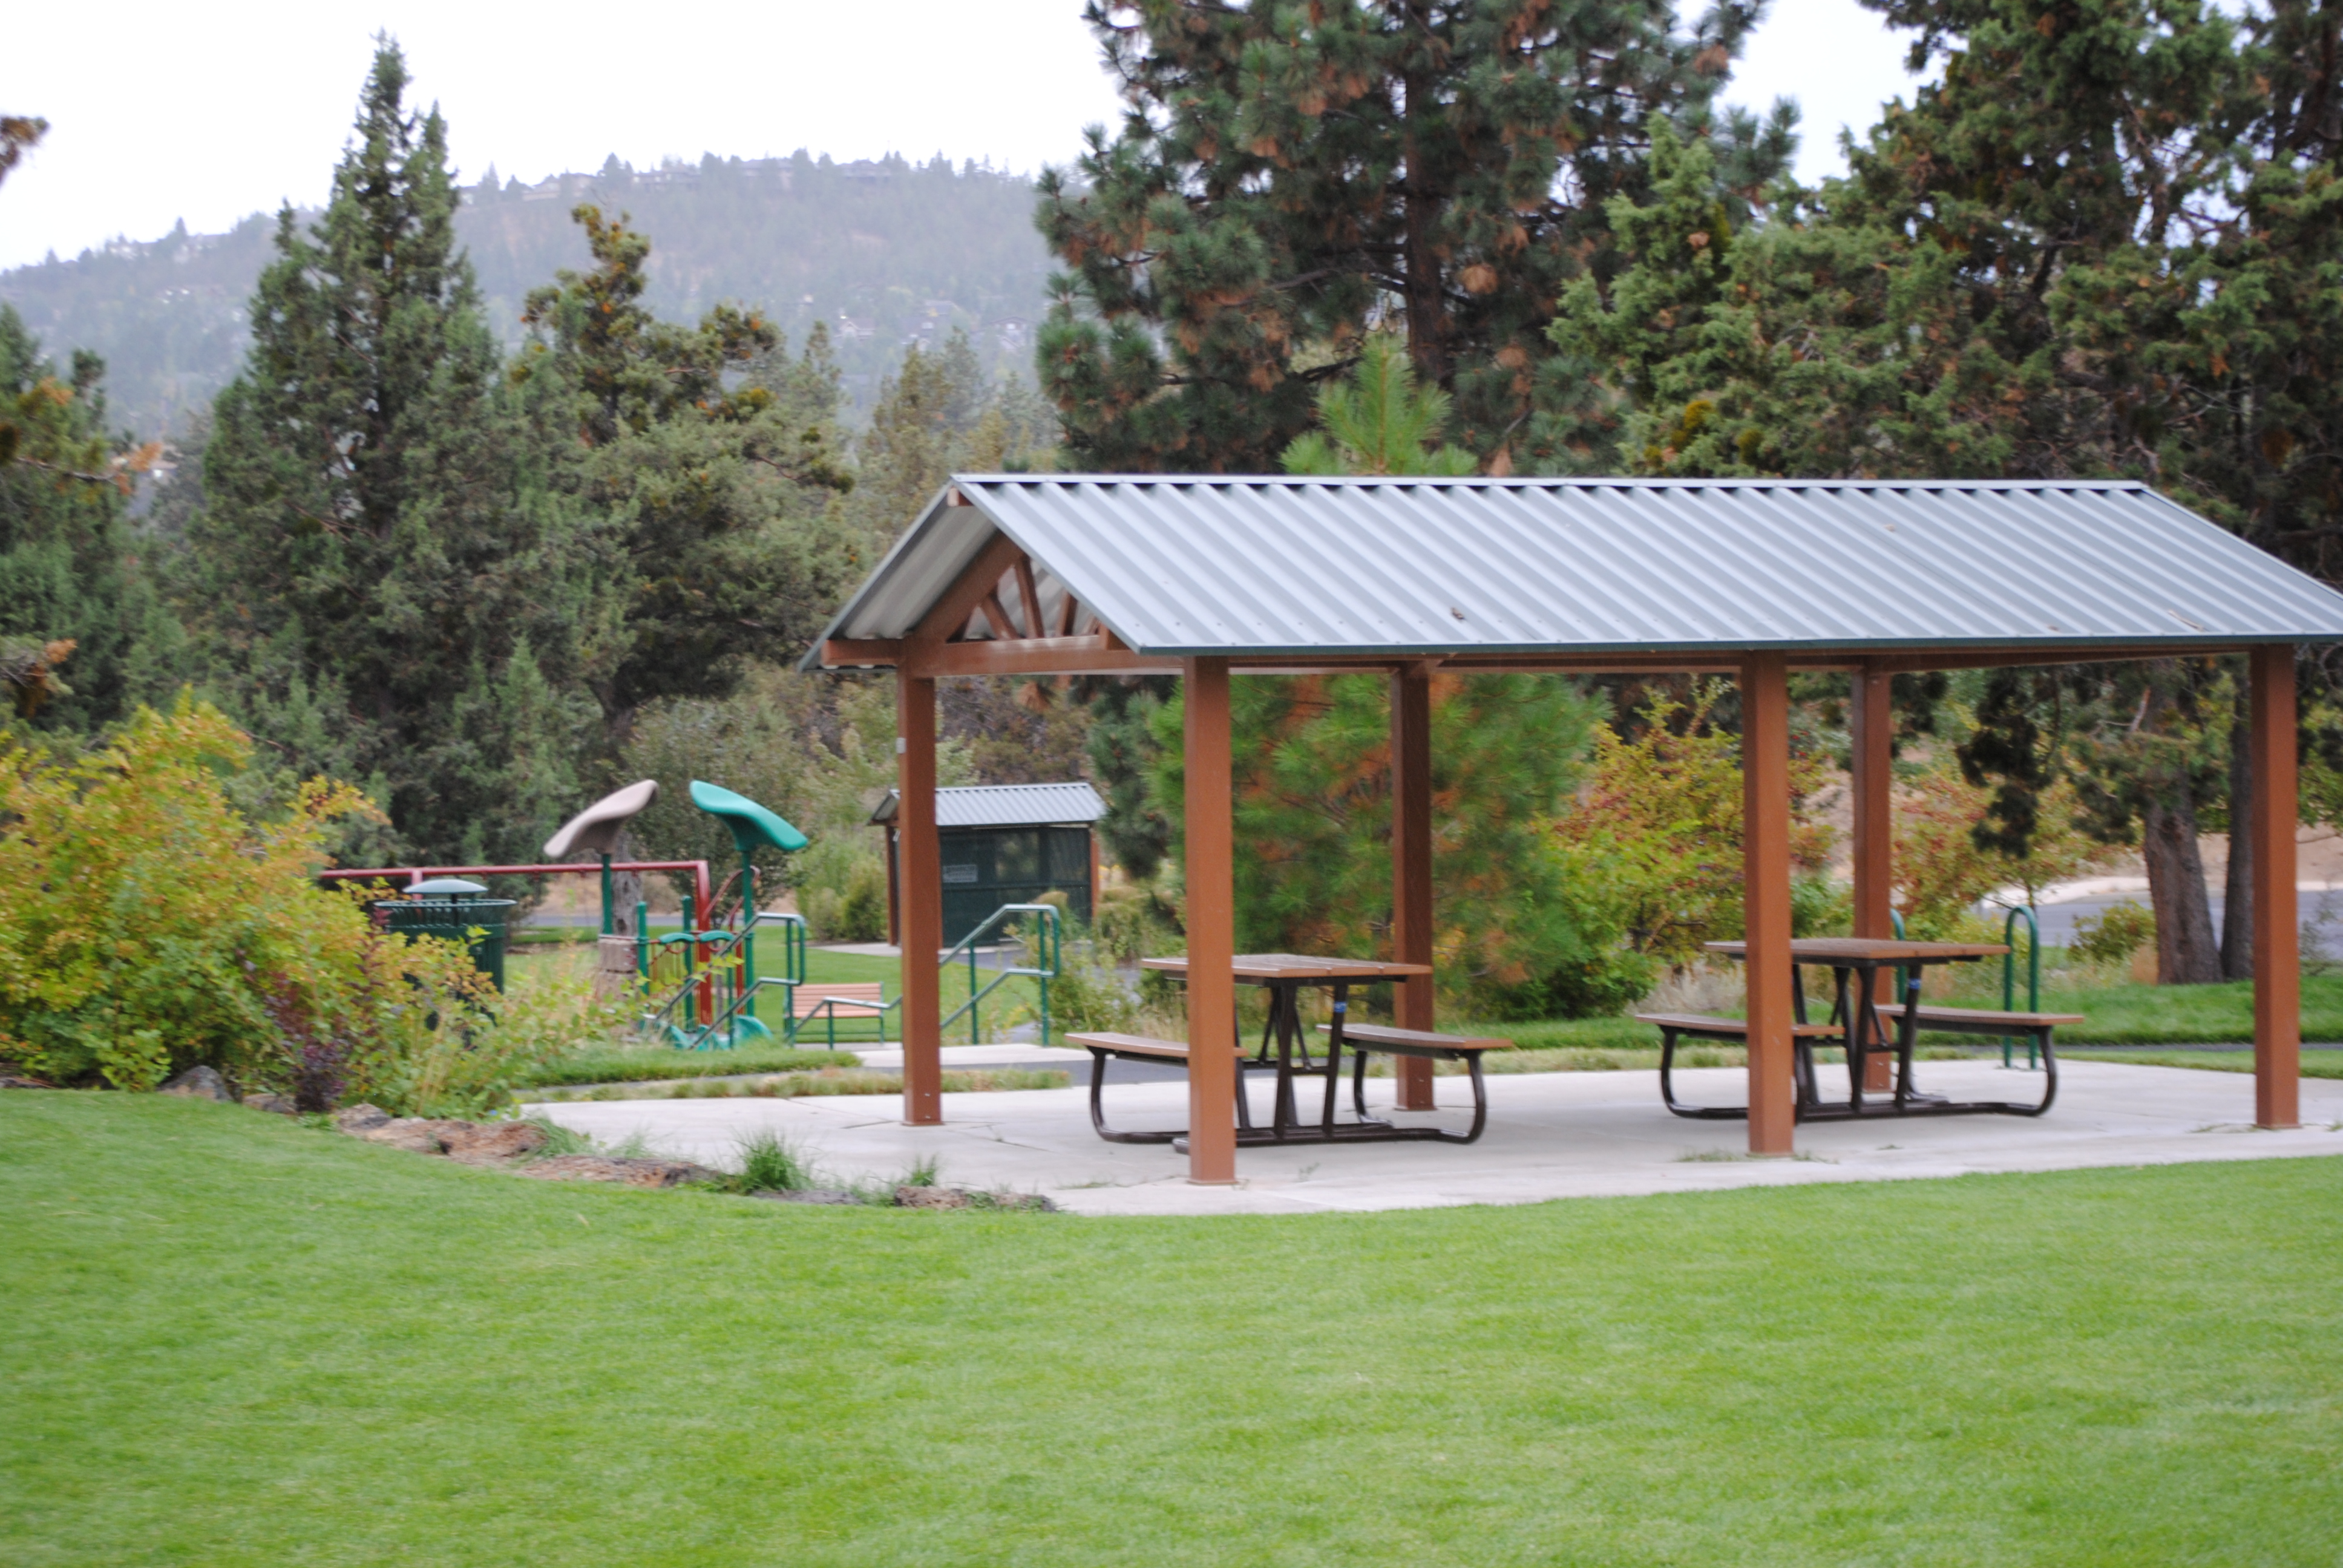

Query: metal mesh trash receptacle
374;877;516;991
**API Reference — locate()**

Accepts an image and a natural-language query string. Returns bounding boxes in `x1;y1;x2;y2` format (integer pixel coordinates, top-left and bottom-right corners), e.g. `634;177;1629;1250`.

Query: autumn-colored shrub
0;697;565;1112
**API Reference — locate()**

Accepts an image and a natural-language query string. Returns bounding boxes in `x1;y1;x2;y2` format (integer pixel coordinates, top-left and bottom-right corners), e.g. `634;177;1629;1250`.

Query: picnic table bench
1315;1022;1515;1143
1634;1013;1846;1121
1065;1031;1248;1144
787;982;897;1047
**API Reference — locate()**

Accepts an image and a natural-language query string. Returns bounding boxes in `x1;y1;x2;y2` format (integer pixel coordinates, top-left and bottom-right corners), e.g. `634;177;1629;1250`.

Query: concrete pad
521;1060;2343;1217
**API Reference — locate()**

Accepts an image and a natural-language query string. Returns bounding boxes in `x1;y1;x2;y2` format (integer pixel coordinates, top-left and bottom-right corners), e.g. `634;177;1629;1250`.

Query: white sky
0;0;1929;273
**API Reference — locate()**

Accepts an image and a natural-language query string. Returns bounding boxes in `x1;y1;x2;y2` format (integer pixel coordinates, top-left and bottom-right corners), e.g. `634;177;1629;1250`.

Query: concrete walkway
522;1060;2343;1217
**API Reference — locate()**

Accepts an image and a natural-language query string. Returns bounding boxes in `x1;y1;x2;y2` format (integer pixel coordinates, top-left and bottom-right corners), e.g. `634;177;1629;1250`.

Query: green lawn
2063;1047;2343;1077
8;1094;2343;1566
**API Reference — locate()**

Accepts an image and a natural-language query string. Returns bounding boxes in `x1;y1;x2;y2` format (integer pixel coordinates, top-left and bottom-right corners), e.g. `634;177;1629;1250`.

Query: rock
1;1073;54;1089
159;1065;234;1102
894;1185;970;1210
332;1103;393;1132
515;1155;724;1188
361;1118;471;1154
241;1093;299;1116
440;1122;546;1165
747;1187;862;1205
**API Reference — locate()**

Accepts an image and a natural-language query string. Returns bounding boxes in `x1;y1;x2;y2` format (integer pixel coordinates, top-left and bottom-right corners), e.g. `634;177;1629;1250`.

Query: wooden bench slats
1874;1005;2086;1028
1633;1012;1841;1037
792;983;889;1019
1064;1031;1244;1060
1319;1023;1515;1051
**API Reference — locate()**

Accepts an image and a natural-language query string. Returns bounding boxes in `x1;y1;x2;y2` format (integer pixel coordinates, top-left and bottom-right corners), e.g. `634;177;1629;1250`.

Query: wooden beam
897;672;944;1127
1742;651;1798;1156
1054;590;1079;638
1184;658;1239;1184
1013;556;1045;639
1849;662;1896;1091
977;590;1018;641
1391;666;1437;1112
1856;644;2249;674
821;638;903;667
907;638;1181;679
909;532;1027;648
2252;643;2301;1129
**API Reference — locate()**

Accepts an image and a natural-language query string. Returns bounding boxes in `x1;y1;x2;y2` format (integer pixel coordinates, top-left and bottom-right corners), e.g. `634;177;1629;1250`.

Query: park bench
788;982;897;1047
1315;1022;1516;1144
1634;1013;1846;1121
1065;1032;1250;1144
1852;1003;2080;1117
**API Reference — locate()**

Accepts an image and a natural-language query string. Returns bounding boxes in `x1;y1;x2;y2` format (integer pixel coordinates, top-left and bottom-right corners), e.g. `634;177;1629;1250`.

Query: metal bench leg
1086;1050;1182;1144
1659;1029;1747;1120
1352;1046;1371;1120
1448;1051;1488;1144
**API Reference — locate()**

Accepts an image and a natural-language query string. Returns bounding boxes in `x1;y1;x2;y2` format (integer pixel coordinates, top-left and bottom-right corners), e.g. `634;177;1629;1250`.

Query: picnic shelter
801;475;2343;1184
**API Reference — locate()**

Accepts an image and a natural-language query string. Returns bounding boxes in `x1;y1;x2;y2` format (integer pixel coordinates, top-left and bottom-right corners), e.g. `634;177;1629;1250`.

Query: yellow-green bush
0;698;564;1113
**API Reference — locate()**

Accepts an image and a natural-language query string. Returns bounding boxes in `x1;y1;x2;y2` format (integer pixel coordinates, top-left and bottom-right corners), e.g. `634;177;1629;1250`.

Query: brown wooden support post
1849;662;1896;1090
1184;658;1239;1184
898;671;943;1126
2251;643;2301;1129
1742;652;1798;1156
1391;666;1437;1110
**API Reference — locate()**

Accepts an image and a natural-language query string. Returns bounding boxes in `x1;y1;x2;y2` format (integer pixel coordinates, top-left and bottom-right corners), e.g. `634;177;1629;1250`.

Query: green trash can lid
689;781;809;854
407;877;489;896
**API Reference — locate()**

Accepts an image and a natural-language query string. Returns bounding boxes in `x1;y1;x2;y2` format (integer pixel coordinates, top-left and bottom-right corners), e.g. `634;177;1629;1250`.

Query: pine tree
1034;0;1794;472
514;203;856;748
185;41;591;863
0;311;175;730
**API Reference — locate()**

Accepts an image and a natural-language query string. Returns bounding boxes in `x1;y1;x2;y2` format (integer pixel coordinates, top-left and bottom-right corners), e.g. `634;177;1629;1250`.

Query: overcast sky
0;0;1927;273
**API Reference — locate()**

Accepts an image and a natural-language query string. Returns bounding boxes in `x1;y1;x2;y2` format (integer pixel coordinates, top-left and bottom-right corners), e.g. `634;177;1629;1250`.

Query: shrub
0;697;571;1114
733;1128;816;1192
2071;902;2156;967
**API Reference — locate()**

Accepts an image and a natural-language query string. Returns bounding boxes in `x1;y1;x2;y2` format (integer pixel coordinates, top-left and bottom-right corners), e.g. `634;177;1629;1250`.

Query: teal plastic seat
689;780;808;854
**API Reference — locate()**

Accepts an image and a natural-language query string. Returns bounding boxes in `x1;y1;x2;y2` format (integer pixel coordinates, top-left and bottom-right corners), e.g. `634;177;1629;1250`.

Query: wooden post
1184;658;1239;1184
2251;643;2301;1129
898;672;944;1126
1391;667;1437;1111
1849;663;1896;1091
1742;651;1798;1156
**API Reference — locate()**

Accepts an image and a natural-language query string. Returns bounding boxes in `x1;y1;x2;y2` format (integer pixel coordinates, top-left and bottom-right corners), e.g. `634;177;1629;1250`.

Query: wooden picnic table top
1704;938;2009;964
1139;953;1435;982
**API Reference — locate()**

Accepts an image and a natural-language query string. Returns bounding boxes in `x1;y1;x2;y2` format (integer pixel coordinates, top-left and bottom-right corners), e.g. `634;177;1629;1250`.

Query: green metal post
633;899;649;979
600;852;615;937
2001;906;2042;1069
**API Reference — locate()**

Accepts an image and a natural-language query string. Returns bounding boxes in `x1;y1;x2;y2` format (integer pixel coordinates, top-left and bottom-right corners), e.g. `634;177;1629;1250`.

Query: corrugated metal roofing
805;475;2343;662
870;782;1107;829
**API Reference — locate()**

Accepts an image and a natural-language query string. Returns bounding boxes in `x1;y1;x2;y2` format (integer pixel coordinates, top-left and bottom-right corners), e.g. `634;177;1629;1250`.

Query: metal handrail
1999;903;2042;1070
637;909;808;1050
939;903;1060;1047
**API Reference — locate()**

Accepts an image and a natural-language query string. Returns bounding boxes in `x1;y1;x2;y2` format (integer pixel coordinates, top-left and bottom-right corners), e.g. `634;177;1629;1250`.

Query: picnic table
1656;938;2069;1120
1101;953;1506;1145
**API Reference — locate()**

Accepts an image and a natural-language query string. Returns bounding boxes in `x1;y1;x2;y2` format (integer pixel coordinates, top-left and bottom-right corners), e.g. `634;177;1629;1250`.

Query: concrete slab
522;1060;2343;1217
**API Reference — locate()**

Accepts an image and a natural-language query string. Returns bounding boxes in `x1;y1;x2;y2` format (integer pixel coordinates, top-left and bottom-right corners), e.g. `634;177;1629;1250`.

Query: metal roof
804;475;2343;663
870;782;1107;829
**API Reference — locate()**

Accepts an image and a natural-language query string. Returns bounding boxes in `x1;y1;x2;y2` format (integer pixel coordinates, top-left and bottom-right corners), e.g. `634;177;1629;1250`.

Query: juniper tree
186;41;591;863
1035;0;1794;472
514;203;856;750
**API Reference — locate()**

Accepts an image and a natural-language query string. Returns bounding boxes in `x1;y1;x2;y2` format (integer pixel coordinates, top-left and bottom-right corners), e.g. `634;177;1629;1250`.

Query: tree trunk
2220;680;2255;980
2143;792;2223;984
1398;5;1452;391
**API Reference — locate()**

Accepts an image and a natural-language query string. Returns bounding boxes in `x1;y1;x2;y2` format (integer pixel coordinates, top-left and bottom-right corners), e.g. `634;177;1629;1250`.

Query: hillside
0;151;1054;438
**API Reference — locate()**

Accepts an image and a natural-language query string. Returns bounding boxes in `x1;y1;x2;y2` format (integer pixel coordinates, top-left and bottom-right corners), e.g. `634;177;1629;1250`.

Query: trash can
374;877;516;991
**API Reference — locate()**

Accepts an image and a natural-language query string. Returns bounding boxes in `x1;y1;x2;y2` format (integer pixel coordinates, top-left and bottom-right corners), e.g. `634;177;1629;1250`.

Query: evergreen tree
1035;0;1794;472
184;41;591;863
0;310;174;730
514;203;856;748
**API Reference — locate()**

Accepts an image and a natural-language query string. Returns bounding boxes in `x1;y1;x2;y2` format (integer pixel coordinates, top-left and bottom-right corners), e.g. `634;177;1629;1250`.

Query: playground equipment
635;781;812;1049
942;903;1062;1048
543;779;660;996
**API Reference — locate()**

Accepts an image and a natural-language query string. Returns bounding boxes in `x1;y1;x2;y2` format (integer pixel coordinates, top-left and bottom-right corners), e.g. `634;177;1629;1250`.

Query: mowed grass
7;1096;2343;1567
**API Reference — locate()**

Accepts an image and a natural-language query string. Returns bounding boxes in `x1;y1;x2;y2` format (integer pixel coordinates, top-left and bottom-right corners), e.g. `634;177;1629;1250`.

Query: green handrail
939;903;1061;1047
2000;904;2042;1070
638;910;808;1050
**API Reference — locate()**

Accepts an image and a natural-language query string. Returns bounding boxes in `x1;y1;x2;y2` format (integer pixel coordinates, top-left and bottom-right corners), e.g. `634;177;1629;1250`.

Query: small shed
871;782;1106;946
